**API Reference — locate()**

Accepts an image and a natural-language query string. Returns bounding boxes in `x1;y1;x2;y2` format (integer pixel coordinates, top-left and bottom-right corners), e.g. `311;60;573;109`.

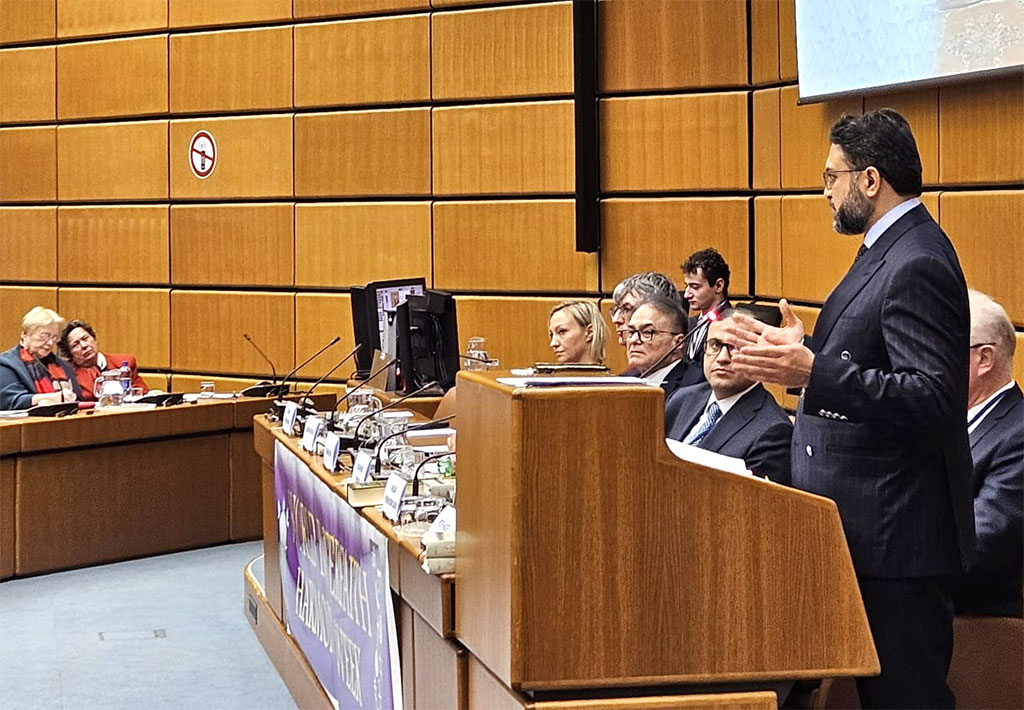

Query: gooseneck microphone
353;381;439;443
276;336;342;396
373;414;456;479
412;449;456;497
242;333;280;395
299;343;362;408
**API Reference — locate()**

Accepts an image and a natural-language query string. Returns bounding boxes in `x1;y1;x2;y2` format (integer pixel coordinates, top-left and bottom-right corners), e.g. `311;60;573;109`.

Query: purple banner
275;441;402;710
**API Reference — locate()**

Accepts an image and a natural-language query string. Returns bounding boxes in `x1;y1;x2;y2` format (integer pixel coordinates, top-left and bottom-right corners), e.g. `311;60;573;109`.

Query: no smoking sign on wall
189;130;217;179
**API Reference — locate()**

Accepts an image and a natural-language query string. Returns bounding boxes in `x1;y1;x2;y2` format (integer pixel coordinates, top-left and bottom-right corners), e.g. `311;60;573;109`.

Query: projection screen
795;0;1024;103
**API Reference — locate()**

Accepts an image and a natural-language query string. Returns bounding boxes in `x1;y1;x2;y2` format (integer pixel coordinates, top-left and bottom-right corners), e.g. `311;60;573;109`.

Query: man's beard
833;182;872;235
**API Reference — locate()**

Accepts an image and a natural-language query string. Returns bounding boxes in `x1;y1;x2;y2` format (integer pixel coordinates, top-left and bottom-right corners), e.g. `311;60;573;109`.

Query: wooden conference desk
248;374;878;709
0;394;333;580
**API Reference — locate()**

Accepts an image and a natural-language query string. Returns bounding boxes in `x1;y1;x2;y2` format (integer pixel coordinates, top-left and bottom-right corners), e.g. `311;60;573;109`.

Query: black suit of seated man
665;315;792;485
954;290;1023;617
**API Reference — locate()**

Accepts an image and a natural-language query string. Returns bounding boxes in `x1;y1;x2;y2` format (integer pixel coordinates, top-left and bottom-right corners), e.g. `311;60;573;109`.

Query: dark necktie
853;244;868;265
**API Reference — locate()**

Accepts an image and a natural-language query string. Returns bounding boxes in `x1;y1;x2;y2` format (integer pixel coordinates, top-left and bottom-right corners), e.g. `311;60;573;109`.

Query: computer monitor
350;278;426;378
394;290;460;395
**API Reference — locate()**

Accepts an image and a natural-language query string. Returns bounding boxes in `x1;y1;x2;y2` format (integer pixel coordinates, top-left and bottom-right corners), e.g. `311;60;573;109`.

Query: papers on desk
182;393;237;402
664;438;752;477
496;376;647;388
406;427;455;440
0;410;28;419
413;444;450;454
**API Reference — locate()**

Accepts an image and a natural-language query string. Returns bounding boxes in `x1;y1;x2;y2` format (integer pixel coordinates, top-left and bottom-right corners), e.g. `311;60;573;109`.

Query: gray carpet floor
0;542;297;710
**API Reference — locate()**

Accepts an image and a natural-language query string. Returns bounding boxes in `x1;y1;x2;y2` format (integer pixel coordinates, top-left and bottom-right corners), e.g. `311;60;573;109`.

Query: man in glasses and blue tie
665;311;792;484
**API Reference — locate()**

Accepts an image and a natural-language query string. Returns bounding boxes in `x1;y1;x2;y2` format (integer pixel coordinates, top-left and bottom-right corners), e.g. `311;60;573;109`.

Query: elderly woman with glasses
0;307;82;409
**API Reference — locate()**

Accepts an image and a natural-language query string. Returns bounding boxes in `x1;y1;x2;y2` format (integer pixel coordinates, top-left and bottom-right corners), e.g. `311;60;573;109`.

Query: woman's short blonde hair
549;300;607;364
21;306;64;335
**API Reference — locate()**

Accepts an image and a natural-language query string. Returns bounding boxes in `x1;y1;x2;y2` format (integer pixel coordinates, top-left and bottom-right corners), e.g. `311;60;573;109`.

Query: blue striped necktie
685;401;721;445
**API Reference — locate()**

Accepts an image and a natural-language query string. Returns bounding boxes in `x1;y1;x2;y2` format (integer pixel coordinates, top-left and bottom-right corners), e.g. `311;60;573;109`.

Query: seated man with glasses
625;295;692;401
610;272;681;375
665;311;792;484
0;306;82;409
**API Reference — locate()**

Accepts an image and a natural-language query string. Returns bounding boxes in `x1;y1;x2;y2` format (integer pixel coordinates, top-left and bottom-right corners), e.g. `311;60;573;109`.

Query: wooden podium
455;372;878;703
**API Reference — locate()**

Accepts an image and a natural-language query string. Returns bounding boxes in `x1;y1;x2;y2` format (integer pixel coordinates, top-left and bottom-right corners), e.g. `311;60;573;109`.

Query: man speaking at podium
721;110;974;709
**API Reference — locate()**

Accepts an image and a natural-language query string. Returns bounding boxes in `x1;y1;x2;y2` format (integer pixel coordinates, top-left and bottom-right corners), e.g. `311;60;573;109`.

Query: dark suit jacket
660;359;695;402
0;345;83;409
955;383;1023;616
666;381;793;485
792;204;974;578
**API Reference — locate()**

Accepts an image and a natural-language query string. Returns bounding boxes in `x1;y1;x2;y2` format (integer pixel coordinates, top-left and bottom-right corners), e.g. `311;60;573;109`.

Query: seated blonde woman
0;307;82;409
547;301;607;365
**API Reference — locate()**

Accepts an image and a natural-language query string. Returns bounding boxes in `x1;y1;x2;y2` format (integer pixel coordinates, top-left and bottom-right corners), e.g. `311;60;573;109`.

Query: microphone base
241;382;289;398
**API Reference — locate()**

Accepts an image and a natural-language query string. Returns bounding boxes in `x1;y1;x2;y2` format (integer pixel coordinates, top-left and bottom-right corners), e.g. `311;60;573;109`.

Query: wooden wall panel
57;287;170;369
432;101;573;195
170;27;292;113
778;191;937;305
170;290;294;375
293;0;428;17
752;88;781;189
0;126;56;201
170;203;293;287
294;15;429;107
169;0;292;28
434;200;597;292
57;35;168;119
137;371;168;391
779;86;862;190
0;0;55;45
939;77;1024;185
455;296;586;370
0;286;58;345
598;0;747;92
0;46;55;122
750;0;780;85
600;93;748;191
753;196;782;298
294;294;358;380
941;191;1024;326
294;202;431;288
294;109;430;196
1017;334;1024;386
56;0;166;37
778;0;797;81
0;207;56;282
169;115;292;199
431;2;573;100
864;89;939;186
57;121;167;200
779;195;859;303
601;198;750;299
169;373;264;394
58;205;169;284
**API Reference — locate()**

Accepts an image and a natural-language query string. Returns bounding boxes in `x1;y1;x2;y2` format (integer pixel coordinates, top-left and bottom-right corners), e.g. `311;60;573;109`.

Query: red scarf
19;346;69;394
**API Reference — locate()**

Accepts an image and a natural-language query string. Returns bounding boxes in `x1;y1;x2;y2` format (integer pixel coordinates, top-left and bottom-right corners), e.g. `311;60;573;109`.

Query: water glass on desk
464;337;489;371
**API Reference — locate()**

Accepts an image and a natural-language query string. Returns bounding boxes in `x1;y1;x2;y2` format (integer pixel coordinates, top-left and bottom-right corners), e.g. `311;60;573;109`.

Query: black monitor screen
351;278;425;377
395;290;460;395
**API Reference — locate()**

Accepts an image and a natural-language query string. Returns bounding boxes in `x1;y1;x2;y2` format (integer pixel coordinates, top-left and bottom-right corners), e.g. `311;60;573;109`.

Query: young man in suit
954;289;1023;617
679;248;732;385
665;313;792;484
720;109;974;709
